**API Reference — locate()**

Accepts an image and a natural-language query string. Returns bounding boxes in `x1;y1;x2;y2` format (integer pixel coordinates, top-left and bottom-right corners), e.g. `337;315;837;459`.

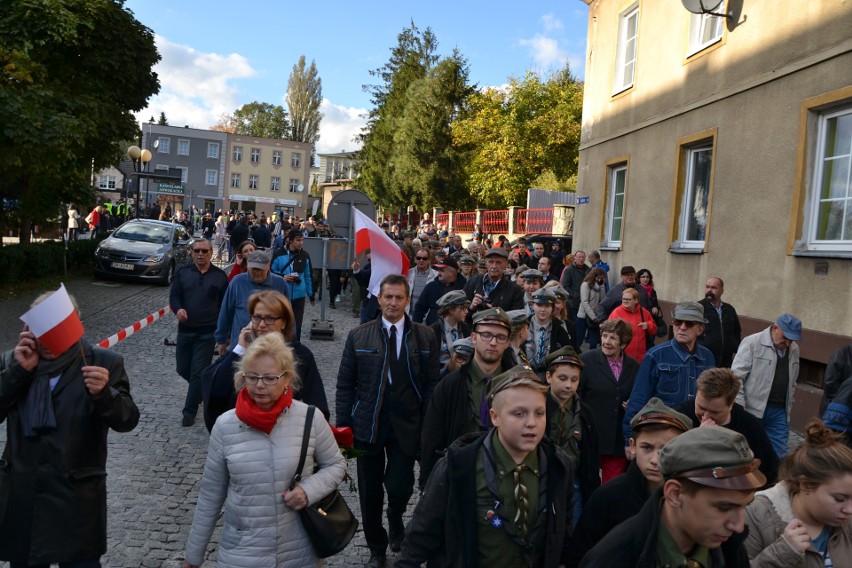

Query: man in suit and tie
336;274;440;567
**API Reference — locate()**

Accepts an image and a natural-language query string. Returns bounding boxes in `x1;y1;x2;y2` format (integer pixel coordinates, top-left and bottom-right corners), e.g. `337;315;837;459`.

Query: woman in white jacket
183;333;346;568
577;267;606;349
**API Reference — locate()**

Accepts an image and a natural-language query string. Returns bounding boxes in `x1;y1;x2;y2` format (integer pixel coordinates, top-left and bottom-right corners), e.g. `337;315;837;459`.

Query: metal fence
482;210;509;234
516;208;554;234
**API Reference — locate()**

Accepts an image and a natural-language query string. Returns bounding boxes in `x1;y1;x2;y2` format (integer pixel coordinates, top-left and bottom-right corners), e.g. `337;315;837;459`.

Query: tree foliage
0;0;160;240
219;101;290;139
157;111;168;125
286;55;322;146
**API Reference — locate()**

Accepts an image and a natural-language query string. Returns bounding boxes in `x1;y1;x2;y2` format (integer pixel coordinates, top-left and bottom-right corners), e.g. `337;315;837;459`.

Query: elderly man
731;313;802;458
413;257;467;325
698;276;741;367
214;249;289;354
463;247;525;315
560;250;590;321
596;265;650;321
623;301;716;445
170;238;228;427
406;249;437;314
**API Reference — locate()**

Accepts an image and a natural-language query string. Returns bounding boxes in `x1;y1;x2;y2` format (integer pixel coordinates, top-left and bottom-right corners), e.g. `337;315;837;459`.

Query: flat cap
436;290;470;308
531;288;557;304
544;345;584;370
630;397;693;433
673;301;708;323
472;307;512;331
484;247;509;259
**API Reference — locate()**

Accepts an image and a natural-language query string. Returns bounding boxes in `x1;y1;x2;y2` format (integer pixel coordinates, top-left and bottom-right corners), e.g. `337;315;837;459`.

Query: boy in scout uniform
542;346;600;524
568;397;692;567
398;365;575;568
581;426;766;568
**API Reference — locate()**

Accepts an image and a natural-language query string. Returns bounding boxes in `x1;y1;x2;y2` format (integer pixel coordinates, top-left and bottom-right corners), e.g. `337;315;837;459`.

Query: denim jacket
622;339;715;443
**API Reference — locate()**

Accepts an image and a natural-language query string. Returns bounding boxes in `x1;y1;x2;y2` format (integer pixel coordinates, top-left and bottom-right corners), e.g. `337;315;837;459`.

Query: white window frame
677;145;714;249
250;148;261;164
687;2;726;56
205;169;218;186
157;137;170;153
207;142;220;159
231;173;241;188
249;175;259;189
177;139;190;156
613;3;639;94
97;175;117;189
176;166;188;183
291;153;301;168
155;165;169;173
272;150;282;166
233;146;242;161
805;107;852;252
271;176;281;192
289;178;300;193
605;164;628;248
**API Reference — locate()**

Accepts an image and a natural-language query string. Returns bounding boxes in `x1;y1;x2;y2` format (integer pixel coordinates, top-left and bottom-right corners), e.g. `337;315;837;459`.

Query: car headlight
96;247;110;258
142;254;165;263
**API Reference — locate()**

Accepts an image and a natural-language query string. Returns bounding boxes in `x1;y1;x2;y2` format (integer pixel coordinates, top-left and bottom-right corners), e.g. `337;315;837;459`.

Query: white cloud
540;13;564;32
315;99;367;155
135;35;257;128
518;34;570;70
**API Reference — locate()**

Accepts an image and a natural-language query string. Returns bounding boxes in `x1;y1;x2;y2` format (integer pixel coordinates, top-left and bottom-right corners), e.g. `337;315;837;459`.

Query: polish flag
19;284;84;355
352;207;410;297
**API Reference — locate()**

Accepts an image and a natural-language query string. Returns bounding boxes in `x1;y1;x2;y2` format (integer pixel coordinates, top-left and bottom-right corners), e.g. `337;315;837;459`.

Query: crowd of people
2;214;851;568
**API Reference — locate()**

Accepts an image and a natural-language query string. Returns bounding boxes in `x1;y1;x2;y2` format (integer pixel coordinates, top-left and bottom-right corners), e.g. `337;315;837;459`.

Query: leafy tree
228;101;290;139
157;111;168;125
0;0;160;241
210;113;236;133
286;55;323;146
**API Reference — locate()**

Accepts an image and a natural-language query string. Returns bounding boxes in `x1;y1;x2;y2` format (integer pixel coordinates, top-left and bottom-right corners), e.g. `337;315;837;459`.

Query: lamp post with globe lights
127;145;152;218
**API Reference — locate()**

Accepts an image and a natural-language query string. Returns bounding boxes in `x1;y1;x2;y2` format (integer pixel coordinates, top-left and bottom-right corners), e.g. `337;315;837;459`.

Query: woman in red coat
607;287;656;362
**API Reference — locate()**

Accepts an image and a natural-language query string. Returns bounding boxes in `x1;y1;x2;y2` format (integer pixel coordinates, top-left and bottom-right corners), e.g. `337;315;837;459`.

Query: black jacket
580;487;751;568
578;349;640;455
677;400;778;485
397;431;574;568
169;263;229;333
567;460;651;568
560;264;590;310
412;275;467;325
544;396;600;506
820;344;852;414
0;346;139;565
698;299;742;368
229;221;250;249
463;274;526;314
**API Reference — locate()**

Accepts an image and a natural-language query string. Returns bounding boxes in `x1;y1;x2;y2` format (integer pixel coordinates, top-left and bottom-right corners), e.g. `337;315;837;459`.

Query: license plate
111;262;134;271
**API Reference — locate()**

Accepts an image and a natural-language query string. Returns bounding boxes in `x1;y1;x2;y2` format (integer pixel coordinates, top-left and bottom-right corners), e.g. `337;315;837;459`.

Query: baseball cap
246;250;271;270
775;313;802;341
433;257;459;271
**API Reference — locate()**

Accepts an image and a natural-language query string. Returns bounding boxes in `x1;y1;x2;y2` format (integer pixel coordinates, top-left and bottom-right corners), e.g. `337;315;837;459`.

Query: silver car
94;219;194;285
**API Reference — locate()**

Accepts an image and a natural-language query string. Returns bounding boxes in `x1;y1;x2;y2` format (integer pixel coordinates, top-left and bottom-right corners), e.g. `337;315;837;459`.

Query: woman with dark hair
202;290;329;432
577;267;607;350
745;419;852;566
636;268;661;316
227;239;256;282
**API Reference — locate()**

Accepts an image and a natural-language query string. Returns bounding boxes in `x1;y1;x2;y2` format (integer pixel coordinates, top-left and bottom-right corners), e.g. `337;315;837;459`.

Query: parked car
511;233;573;252
94;219;194;285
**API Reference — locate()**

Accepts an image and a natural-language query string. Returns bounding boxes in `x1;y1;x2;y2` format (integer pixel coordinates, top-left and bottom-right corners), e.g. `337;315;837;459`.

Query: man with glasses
406;249;437;315
170;238;229;426
731;313;802;458
464;247;526;315
622;301;715;447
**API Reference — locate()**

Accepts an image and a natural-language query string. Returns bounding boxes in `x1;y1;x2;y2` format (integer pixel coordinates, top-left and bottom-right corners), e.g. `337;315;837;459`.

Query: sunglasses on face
672;319;699;328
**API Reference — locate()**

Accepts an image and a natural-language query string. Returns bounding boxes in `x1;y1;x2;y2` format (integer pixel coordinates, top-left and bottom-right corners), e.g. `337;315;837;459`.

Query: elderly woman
607;287;656;362
202;290;329;432
184;333;346;568
578;318;641;483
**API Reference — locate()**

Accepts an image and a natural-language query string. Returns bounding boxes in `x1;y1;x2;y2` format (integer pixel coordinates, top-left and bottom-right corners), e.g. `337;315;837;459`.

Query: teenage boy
397;366;575;568
505;309;531;367
580;426;765;568
526;288;573;373
543;346;600;525
567;397;692;567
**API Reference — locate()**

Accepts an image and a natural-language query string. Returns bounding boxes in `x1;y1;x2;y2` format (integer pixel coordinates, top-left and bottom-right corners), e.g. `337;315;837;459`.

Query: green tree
286;55;322;147
0;0;160;241
229;101;290;139
157;111;168;125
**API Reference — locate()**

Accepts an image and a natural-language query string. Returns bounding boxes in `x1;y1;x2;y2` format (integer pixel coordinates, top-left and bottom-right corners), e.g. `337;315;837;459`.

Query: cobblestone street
0;275;417;567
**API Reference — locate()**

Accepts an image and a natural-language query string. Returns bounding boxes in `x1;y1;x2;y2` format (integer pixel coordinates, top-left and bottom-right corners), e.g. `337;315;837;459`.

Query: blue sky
125;0;589;154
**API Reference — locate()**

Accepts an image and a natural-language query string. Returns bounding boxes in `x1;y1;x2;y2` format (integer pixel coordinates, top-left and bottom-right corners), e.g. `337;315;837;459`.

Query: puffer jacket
335;315;440;445
184;401;346;568
745;482;852;567
732;328;800;419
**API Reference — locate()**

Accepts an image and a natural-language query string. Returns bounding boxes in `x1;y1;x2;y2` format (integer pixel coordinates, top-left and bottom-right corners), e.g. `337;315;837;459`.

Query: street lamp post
127;145;152;219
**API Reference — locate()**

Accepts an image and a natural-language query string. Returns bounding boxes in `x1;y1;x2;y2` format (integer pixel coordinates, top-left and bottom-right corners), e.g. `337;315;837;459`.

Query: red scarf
641;283;654;300
235;386;293;434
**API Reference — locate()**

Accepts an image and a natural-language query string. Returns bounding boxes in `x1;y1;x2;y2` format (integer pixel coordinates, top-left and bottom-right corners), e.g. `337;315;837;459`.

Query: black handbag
291;405;358;558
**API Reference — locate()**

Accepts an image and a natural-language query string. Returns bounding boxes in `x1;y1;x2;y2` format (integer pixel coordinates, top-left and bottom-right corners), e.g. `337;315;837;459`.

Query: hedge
0;238;104;284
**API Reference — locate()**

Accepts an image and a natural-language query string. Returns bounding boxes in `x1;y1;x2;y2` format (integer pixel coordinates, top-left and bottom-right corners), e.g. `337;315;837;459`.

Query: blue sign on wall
577;196;590;204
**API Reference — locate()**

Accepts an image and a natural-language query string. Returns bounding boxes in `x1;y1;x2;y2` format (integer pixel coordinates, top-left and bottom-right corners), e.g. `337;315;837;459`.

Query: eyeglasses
475;331;510;344
251;314;282;325
621;297;636;302
672;319;699;328
415;256;430;261
242;372;286;385
192;248;211;254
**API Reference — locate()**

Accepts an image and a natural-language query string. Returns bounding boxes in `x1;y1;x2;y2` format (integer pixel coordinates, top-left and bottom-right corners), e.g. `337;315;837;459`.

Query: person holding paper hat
581;426;764;568
441;337;475;379
732;313;803;458
0;289;139;566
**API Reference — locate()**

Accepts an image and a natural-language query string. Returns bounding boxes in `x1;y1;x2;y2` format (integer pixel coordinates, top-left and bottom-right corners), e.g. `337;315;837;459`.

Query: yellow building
574;0;852;425
224;135;312;219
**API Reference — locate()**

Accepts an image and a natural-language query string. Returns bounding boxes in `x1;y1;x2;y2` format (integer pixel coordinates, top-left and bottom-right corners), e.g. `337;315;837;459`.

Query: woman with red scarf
184;332;346;567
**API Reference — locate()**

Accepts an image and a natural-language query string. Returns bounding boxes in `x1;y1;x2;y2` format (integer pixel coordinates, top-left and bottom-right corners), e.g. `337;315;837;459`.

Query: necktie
513;465;530;539
537;328;547;366
450;327;459;343
479;376;492;428
388;325;398;364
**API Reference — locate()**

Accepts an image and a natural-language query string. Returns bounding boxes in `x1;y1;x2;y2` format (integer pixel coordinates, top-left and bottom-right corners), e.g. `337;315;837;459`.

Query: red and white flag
353;207;410;297
19;284;84;355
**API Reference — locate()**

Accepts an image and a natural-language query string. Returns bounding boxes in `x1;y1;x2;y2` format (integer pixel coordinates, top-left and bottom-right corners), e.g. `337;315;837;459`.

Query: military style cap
514;265;530;276
630;397;693;433
549;285;569;302
451;337;475;358
484;247;509;259
477;259;487;268
776;313;802;341
672;301;708;323
544;345;584;370
246;249;272;270
437;290;470;308
458;256;475;265
521;269;544;281
659;426;767;490
530;288;557;304
488;364;544;404
505;309;530;329
472;307;512;331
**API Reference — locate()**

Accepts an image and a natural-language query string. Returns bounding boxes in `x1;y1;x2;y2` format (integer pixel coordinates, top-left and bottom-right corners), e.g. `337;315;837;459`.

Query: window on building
292;153;301;168
604;164;628;248
176;167;188;183
272;151;282;166
613;3;639;94
249;175;259;189
208;143;220;159
206;169;218;186
231;173;241;188
233;146;242;161
158;137;170;153
671;133;716;252
271;176;281;191
289;179;300;193
688;2;726;55
251;148;261;164
97;175;117;189
177;139;190;156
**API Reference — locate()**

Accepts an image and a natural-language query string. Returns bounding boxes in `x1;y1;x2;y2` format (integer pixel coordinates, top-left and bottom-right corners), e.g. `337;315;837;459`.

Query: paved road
0;275;414;567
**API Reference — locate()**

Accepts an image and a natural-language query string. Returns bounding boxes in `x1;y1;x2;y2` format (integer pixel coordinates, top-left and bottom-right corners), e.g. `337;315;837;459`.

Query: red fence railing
482;210;508;234
516;208;554;234
453;212;476;232
435;213;449;227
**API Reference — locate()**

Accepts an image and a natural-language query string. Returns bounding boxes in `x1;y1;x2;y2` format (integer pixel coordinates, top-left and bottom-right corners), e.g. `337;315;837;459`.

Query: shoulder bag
292;405;358;558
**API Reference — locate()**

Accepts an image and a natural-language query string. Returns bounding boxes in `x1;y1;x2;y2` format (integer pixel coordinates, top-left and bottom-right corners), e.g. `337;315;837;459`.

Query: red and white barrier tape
98;306;172;348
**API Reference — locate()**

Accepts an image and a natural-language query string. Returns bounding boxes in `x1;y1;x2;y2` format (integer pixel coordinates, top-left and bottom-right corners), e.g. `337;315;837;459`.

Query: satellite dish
681;0;724;14
153;139;160;149
297;184;305;193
